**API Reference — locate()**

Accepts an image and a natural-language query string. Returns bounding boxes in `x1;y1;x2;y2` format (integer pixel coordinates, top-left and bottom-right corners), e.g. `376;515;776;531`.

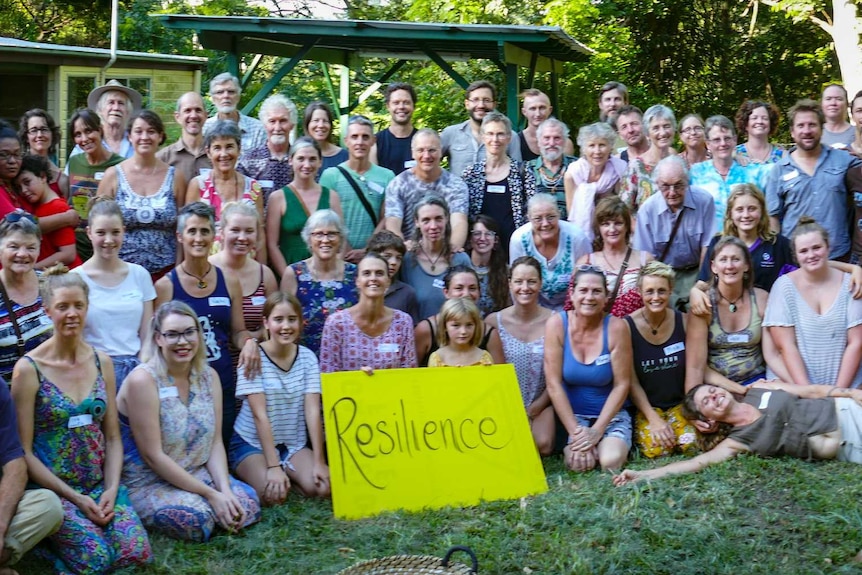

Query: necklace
717;287;744;313
182;263;212;289
419;243;444;272
714;162;732;178
643;310;667;336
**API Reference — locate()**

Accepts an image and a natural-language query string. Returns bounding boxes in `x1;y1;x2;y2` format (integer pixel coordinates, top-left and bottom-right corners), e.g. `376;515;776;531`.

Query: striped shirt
0;294;52;380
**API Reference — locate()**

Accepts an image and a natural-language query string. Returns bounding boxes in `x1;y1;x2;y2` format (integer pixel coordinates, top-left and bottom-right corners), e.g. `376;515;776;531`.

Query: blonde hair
143;301;208;379
637;260;675;290
436;298;484;348
39;264;89;307
722;183;776;242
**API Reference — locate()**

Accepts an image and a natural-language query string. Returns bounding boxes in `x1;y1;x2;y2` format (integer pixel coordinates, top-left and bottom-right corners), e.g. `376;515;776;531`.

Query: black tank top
376;127;417;175
518;130;539;162
624;311;687;409
420;317;496;367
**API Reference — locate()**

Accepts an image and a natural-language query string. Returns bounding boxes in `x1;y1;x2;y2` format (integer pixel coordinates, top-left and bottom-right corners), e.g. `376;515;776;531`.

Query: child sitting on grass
428;298;493;367
16;155;81;269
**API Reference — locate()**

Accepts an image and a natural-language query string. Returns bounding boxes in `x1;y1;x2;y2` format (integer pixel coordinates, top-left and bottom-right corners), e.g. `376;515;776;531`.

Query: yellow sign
322;365;548;520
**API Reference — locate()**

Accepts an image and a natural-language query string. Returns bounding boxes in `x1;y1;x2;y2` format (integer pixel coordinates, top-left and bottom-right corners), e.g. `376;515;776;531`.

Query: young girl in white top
72;198;156;387
428;298;493;367
229;292;330;505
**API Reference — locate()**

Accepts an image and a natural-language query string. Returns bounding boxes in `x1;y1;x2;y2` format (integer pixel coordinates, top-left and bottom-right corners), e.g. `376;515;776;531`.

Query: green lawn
17;456;862;574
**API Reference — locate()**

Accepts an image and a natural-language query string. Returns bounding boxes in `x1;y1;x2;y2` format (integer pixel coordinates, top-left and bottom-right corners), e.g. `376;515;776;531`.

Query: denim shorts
573;410;633;448
110;355;140;391
228;432;291;470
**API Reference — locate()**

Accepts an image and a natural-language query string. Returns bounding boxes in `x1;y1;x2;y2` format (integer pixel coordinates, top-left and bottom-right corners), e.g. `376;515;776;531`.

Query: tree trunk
830;0;862;100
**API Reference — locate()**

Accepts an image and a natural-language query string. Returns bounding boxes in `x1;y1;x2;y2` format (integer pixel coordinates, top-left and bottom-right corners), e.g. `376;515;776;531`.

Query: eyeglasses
576;264;605;274
26;127;51;135
658;182;687;193
468;98;494;105
0;152;22;163
3;210;37;225
708;136;735;145
471;230;497;238
680;126;704;134
160;327;199;344
530;214;559;225
310;231;341;241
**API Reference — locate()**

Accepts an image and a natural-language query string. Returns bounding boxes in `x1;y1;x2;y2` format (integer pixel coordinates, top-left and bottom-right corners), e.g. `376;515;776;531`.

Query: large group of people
2;71;862;574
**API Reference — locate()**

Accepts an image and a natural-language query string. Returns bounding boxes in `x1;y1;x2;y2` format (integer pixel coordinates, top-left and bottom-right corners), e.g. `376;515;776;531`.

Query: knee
152;507;214;543
534;434;554;458
33;490;64;537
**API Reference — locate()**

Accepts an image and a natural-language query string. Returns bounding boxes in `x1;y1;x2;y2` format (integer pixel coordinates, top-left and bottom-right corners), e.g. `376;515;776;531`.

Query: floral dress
290;260;359;356
620;158;655;217
28;354;151;574
120;362;260;542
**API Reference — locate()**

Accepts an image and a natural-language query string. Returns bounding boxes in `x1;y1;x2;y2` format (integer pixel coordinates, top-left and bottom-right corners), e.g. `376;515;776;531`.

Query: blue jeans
111;355;140;391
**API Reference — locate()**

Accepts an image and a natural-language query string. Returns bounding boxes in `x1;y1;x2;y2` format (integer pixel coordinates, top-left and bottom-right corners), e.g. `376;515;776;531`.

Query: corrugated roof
0;36;207;65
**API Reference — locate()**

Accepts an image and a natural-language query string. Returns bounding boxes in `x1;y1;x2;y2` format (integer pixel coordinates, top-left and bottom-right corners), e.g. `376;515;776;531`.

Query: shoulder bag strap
659;208;686;263
336;166;378;227
0;281;25;358
604;246;632;314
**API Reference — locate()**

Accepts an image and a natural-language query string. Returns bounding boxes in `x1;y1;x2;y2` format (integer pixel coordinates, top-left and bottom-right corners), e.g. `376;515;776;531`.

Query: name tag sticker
664;342;685;356
532;344;544;354
94;172;105;181
208;297;230;307
367;181;384;194
258;180;275;189
378;343;399;353
432;279;445;289
121;290;142;300
159;386;179;400
251;295;267;306
782;169;800;182
726;333;750;344
39;315;53;326
595;353;611;366
758;391;772;410
486;185;506;194
68;414;93;429
404;160;417;169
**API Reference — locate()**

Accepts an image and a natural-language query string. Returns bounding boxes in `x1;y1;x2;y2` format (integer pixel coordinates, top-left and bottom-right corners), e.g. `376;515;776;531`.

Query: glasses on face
681;126;704;135
160;327;199;344
658;182;687;193
531;214;559;225
310;231;341;241
708;136;735;145
471;230;497;239
26;127;51;135
468;98;494;105
0;151;22;163
3;210;37;225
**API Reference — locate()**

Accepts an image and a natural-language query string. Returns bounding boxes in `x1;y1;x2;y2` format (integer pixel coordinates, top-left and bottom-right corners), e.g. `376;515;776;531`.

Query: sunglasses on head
3;210;38;225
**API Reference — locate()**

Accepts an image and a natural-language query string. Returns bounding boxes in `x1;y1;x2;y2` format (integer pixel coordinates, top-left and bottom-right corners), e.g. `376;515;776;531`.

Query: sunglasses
3;210;38;225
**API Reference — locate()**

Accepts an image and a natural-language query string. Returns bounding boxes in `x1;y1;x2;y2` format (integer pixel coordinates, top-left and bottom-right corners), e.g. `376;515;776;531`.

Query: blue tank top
169;267;234;391
376;128;417;175
561;312;613;417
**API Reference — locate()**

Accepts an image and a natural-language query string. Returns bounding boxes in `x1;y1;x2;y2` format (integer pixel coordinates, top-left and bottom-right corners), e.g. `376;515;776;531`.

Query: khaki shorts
2;488;63;565
835;398;862;464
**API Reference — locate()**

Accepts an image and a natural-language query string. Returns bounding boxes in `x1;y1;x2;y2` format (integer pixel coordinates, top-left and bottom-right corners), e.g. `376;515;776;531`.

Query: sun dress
290;260;358;357
119;362;260;542
28;353;151;574
497;315;545;408
277;186;331;266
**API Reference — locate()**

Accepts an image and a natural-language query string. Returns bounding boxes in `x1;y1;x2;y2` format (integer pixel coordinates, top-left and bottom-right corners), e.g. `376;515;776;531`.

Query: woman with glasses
0;210;53;381
678;114;709;167
509;193;591;311
18;109;66;194
11;267;152;573
117;301;260;541
545;265;634;472
621;104;677;217
469;215;509;316
0;123;26;216
689;115;771;233
154;202;262;446
462;112;536;249
734;101;785;164
281;209;358;357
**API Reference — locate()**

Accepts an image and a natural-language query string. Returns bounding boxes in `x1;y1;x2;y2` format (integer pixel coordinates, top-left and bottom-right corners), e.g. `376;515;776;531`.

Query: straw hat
87;80;143;111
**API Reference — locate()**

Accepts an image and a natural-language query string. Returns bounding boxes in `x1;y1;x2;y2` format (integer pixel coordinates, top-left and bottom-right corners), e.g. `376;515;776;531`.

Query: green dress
278;185;331;266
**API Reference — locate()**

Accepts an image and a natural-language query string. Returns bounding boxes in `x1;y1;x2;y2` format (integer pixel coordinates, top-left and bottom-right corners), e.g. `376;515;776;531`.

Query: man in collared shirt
156;92;211;185
634;155;716;307
321;115;395;262
0;380;63;573
370;83;418;175
440;80;520;179
385;128;469;251
202;73;266;153
766;99;862;260
237;94;297;209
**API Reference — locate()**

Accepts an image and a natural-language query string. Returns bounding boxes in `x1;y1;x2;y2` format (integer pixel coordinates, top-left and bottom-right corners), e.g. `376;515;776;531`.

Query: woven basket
338;546;478;575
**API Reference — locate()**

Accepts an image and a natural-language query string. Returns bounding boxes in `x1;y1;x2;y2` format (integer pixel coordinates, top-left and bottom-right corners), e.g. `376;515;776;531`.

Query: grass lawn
16;455;862;574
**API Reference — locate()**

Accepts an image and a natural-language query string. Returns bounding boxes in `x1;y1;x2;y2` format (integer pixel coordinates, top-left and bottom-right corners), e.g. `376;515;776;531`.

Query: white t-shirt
234;345;321;462
73;263;156;357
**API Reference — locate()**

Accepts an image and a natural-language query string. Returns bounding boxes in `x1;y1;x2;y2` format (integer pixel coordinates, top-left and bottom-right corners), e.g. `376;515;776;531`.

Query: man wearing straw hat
68;79;142;160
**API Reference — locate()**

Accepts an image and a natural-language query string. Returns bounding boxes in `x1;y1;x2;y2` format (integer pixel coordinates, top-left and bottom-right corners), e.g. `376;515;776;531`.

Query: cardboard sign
323;365;547;520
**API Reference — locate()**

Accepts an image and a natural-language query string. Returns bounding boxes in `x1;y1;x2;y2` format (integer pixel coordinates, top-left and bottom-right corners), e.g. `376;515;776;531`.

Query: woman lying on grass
613;380;862;485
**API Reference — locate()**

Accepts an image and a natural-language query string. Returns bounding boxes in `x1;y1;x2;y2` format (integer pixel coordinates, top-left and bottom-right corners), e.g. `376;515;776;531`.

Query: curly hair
734;100;780;138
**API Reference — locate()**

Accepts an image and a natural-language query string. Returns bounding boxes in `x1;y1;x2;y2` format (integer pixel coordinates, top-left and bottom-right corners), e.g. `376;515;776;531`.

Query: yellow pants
635;404;698;459
3;488;63;565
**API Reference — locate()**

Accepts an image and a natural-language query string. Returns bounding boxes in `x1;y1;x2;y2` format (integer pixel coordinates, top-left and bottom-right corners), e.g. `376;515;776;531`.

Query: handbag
604;246;632;313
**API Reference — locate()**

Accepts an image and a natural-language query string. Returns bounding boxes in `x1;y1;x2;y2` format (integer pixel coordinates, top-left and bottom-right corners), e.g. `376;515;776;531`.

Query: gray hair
204;120;242;150
652;155;689;183
177;201;216;233
209;72;240;95
301;209;348;248
347;115;375;131
481;111;512;135
576;122;616;149
0;210;41;243
527;192;558;215
536;118;570;141
259;94;298;125
411;128;441;150
704;115;736;140
97;90;133;116
643;104;677;132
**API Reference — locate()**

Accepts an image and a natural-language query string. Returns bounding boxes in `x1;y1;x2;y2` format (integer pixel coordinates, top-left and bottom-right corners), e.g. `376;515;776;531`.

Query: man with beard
237;94;297;208
525;118;577;219
766;99;862;260
517;89;574;162
67;80;140;161
614;105;650;162
371;83;418;175
157;92;211;185
203;72;266;153
598;81;628;124
440;80;520;179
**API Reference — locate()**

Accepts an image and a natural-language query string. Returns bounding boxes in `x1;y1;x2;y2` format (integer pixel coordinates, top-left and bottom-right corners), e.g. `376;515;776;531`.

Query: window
108;77;151;109
67;76;96;113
